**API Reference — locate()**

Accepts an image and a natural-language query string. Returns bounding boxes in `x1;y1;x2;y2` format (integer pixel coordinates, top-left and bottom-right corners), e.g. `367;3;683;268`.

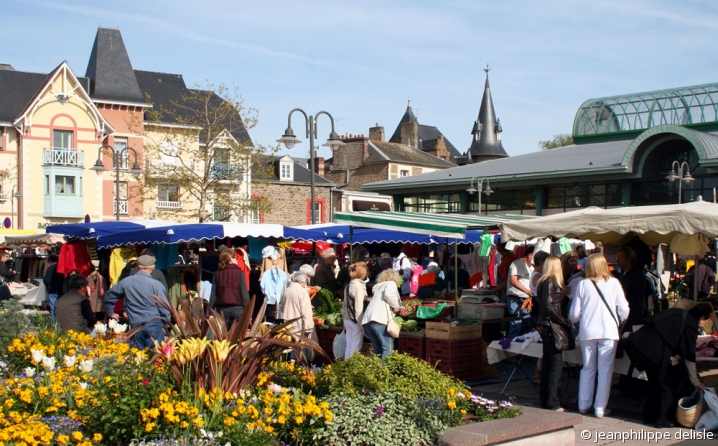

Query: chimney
400;121;419;149
434;135;447;158
369;124;385;142
314;156;325;177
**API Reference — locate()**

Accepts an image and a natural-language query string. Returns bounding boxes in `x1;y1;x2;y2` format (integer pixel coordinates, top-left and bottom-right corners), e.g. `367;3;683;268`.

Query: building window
248;209;261;224
400;169;409;177
280;162;293;181
114;137;128;170
213;204;231;221
53;130;73;149
158;185;179;202
0;128;4;150
546;183;621;210
55;175;75;195
313;201;322;223
402;194;461;213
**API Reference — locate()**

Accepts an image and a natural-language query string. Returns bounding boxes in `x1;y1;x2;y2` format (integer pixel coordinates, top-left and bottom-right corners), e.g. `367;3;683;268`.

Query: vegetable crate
456;299;506;321
317;327;343;356
425;322;482;340
423;338;486;383
424;338;483;357
397;332;425;360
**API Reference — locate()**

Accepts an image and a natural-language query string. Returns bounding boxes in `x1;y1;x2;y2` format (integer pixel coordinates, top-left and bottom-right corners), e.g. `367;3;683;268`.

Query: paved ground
470;361;717;445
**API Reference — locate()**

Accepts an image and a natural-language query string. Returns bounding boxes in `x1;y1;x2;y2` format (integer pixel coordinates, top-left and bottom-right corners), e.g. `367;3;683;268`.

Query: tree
538;133;574;150
136;83;277;222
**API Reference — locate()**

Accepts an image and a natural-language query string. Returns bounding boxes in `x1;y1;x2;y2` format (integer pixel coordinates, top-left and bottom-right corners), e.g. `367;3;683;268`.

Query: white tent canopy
500;201;718;252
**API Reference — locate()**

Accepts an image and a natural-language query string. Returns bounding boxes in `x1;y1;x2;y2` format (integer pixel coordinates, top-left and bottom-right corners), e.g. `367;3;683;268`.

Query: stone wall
252;182;333;226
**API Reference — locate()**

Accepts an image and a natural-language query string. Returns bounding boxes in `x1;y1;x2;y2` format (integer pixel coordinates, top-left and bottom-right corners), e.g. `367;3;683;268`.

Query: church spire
467;66;508;163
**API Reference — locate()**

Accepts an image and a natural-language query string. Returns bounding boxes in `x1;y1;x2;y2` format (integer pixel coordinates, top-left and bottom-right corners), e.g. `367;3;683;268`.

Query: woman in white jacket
343;262;368;359
569;254;630;419
361;268;402;359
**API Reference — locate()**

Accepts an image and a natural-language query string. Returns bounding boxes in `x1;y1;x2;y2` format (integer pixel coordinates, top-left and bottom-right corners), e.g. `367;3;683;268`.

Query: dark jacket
631;308;698;364
314;262;338;297
210;264;249;310
0;261;14;283
43;263;65;294
617;267;649;325
537;278;571;328
55;289;96;334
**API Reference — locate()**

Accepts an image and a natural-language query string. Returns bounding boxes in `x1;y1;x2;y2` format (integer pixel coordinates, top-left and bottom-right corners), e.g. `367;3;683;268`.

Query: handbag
386;304;400;338
549;321;575;351
333;329;347;359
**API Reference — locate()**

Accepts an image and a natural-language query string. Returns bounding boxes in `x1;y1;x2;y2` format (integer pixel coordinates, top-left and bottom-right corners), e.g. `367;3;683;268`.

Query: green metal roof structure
334;211;535;238
573;82;718;139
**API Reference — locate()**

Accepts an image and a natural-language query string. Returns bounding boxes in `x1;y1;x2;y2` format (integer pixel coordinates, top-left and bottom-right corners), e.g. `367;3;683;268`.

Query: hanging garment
535;238;552;255
57;242;92;277
260;267;288;306
488;247;497;286
479;230;493;257
148;243;179;270
87;271;104;313
656;244;665;276
410;264;424;294
261;246;288;278
557;237;572;255
233;248;251;288
248;237;269;261
109;247;139;286
165;268;184;308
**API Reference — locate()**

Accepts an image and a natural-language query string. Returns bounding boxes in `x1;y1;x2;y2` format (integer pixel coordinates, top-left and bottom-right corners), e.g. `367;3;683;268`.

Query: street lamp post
466;176;494;215
665;161;694;204
90;144;142;221
10;185;21;229
276;109;344;224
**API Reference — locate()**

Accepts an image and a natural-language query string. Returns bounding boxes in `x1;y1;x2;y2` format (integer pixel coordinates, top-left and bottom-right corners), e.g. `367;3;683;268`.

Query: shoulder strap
345;284;358;324
591;280;619;328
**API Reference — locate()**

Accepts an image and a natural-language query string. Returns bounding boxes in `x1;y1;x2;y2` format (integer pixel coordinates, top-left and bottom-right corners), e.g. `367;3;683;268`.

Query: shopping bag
704;387;718;412
333;329;347;359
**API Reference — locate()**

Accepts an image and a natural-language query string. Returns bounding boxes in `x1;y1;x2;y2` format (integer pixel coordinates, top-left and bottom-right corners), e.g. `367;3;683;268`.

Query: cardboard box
425;322;482;340
457;301;506;320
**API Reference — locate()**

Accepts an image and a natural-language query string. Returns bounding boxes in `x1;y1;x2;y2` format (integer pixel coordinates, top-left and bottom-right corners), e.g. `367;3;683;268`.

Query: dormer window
280;162;293;181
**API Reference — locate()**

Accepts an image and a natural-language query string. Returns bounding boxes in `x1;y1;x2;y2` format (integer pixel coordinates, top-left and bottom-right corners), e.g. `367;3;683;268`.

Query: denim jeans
363;321;393;359
219;307;244;326
48;293;59;324
507;295;531;338
539;328;564;409
133;321;166;349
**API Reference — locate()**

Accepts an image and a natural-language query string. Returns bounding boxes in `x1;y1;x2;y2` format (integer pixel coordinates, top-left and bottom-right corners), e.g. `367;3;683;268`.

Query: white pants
343;319;364;359
578;338;617;415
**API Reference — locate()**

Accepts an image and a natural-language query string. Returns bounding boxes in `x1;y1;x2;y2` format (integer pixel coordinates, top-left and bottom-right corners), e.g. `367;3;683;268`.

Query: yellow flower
71;431;83;441
223;416;236;426
57;434;70;444
448;401;457;410
449;389;457;397
93;433;103;442
145;422;156;432
460;409;467;415
295;416;305;424
209;340;235;363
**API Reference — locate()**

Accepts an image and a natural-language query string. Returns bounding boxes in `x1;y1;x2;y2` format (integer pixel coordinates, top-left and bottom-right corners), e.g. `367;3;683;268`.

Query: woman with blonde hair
360;268;401;359
343;262;368;358
208;249;250;325
536;256;572;411
569;254;630;418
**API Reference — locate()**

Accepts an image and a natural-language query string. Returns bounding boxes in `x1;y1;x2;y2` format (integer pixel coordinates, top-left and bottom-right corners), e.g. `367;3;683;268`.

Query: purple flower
375;406;385;418
363;388;370;395
339;399;344;405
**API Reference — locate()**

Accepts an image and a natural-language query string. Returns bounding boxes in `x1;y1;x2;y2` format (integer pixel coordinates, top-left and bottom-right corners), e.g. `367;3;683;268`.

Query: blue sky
2;0;717;160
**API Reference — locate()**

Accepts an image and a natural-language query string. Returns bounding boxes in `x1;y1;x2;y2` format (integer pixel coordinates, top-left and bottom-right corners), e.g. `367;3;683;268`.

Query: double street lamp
277;109;344;224
665;161;694;204
466;176;494;215
90;144;142;221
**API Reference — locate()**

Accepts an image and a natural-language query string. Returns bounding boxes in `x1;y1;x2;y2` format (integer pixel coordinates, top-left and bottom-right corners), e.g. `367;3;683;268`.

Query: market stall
2;233;65;307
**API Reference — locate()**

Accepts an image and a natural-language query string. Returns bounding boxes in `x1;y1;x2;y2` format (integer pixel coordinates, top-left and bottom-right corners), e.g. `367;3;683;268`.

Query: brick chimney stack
369;123;385;142
400;121;419;149
314;157;325;177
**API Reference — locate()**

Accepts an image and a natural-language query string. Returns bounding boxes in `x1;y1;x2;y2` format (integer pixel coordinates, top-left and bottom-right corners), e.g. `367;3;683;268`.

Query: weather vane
484;64;491;74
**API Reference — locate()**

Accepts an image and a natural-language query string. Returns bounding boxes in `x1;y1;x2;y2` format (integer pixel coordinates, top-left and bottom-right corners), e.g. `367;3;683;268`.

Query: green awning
333;211;535;239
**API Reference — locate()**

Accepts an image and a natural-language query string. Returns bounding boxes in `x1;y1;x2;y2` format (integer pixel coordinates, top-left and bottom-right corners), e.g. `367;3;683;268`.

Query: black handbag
549;321;575;351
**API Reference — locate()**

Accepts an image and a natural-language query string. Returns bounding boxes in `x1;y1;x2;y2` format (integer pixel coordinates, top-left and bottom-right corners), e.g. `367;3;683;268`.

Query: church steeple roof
467;67;508;163
388;100;418;142
85;27;145;104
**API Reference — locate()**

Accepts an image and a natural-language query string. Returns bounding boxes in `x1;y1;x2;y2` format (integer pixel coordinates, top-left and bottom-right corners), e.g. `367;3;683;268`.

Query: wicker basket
677;390;705;428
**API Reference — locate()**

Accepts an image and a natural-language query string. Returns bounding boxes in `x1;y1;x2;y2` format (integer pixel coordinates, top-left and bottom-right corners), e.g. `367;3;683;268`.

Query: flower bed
0;297;519;445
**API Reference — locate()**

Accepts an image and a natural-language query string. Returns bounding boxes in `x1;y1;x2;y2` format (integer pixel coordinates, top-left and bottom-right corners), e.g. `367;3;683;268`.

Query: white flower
108;319;118;330
41;356;56;372
79;382;89;390
94;322;108;335
79;359;94;373
24;367;35;378
112;323;128;334
63;355;77;368
31;349;45;364
268;383;282;394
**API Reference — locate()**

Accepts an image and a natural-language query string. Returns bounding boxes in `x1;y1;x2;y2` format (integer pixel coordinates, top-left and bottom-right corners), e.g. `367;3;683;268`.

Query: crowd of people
494;241;716;428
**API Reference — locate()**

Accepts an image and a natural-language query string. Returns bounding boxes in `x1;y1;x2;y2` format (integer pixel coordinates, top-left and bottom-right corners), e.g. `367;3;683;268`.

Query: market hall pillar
534;186;545;216
621;182;632;206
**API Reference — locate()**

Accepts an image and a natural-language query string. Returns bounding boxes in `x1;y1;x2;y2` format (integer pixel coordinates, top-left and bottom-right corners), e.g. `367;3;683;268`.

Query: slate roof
467;73;508;161
363;139;633;191
85;27;145;103
0;69;48;123
135;70;251;144
252;156;333;185
364;141;456;169
388;102;462;163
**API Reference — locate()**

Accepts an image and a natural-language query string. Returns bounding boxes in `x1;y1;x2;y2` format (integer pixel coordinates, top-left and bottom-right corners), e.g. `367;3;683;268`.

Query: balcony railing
42;148;84;167
0;192;6;202
156;200;181;210
114;200;128;215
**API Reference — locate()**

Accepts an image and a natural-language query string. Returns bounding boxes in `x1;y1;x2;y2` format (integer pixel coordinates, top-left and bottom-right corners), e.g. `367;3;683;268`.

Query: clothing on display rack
234;248;251;288
109;247;139;286
148;243;180;270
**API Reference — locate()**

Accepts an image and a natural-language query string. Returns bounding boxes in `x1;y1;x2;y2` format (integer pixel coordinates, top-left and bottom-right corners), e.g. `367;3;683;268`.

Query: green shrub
315;352;468;398
313;391;448;446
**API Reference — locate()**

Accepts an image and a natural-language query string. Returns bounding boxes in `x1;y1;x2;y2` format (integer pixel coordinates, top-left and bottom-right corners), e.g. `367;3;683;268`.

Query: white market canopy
333;211;536;239
500;201;718;252
3;233;65;248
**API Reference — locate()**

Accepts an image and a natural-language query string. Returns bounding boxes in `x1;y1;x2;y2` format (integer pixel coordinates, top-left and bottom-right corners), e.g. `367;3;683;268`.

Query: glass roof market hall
362;81;718;215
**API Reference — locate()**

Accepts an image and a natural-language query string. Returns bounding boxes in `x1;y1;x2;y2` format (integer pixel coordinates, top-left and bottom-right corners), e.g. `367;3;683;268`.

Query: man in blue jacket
103;255;171;349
